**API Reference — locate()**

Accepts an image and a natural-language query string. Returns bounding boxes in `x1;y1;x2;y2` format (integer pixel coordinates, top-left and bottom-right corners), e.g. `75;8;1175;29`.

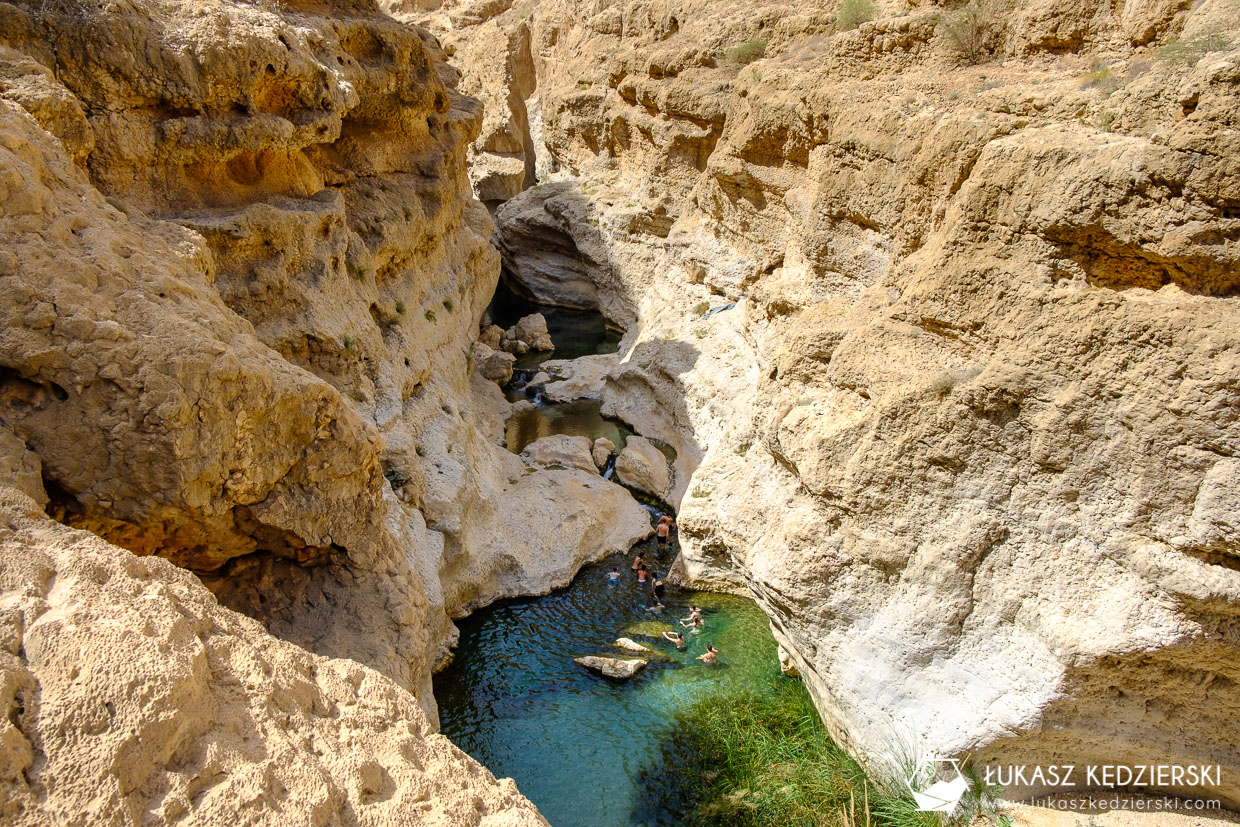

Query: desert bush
837;0;876;31
1158;31;1231;66
940;0;1000;65
721;38;767;66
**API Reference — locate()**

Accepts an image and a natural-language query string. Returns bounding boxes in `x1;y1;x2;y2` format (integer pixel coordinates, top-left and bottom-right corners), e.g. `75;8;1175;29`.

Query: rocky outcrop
426;0;1240;807
0;484;546;826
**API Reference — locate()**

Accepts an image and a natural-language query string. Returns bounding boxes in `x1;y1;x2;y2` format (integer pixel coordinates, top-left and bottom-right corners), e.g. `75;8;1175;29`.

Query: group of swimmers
606;514;720;665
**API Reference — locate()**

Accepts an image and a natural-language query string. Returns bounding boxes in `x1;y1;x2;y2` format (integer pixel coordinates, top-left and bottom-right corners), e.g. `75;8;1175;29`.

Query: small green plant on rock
395;300;406;314
442;298;454;312
836;0;876;31
425;309;437;322
383;465;410;490
694;300;711;316
340;334;357;351
415;444;427;457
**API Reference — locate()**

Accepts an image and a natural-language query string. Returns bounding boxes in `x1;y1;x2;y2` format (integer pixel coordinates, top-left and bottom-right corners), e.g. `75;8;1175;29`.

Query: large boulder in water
520;435;596;473
615;436;671;500
510;313;555;351
574;656;647;680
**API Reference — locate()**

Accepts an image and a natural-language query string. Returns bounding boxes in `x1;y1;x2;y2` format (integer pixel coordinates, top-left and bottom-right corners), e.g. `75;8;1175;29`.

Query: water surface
434;523;785;826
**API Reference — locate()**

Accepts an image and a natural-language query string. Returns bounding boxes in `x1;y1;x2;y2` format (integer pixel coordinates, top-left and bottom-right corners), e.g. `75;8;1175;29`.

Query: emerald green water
433;522;785;826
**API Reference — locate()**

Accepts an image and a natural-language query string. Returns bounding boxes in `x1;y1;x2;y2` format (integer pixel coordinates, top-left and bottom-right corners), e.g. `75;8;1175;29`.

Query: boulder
543;353;620;402
530;371;552;386
479;324;505;349
573;656;647;680
592;437;616;471
509;313;555;351
520;435;597;473
471;340;516;384
614;436;671;500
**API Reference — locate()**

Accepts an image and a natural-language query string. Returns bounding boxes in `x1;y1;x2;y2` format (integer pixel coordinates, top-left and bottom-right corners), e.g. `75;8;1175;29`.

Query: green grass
837;0;876;31
1158;31;1231;65
721;39;767;66
425;309;437;322
694;300;711;316
638;681;1005;827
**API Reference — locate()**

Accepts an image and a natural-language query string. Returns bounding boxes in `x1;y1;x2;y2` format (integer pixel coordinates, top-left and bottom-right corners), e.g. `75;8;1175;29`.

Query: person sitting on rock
663;631;687;650
697;644;718;665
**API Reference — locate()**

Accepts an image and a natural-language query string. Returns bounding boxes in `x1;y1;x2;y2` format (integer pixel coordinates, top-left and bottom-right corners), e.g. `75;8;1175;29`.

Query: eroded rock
615;436;672;501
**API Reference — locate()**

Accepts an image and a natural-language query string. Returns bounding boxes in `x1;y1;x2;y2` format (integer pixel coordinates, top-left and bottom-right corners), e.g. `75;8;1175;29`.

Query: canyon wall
0;0;654;817
422;0;1240;805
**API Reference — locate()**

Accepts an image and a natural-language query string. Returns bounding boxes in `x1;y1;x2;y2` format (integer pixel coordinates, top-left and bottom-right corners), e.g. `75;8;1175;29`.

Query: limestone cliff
424;0;1240;806
0;483;546;825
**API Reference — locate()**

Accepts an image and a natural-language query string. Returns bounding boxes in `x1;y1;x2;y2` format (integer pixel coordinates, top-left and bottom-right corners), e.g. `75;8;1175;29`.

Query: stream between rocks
434;293;790;826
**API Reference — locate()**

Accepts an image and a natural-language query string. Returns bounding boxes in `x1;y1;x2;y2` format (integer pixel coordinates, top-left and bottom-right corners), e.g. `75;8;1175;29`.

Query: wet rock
471;341;516;384
530;371;552;386
573;655;647;680
592;437;616;471
615;436;671;500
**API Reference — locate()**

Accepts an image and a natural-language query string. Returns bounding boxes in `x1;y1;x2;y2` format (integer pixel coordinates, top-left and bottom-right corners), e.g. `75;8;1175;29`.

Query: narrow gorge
0;0;1238;823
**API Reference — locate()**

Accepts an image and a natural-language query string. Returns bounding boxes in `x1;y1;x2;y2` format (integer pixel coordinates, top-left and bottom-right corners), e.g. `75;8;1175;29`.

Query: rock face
573;655;647;680
426;0;1240;807
0;485;546;826
615;436;672;501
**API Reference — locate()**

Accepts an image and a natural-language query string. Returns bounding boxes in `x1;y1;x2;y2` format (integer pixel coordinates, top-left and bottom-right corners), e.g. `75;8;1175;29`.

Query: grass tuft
721;39;767;66
837;0;876;31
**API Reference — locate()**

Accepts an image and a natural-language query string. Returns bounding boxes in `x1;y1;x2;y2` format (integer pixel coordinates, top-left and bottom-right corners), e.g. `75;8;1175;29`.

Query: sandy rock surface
0;485;547;826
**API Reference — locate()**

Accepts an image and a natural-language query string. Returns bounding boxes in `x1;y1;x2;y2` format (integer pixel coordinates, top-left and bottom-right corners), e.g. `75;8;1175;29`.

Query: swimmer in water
679;614;703;630
663;631;687;650
607;568;621;584
696;644;718;664
655;515;676;547
636;566;649;584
